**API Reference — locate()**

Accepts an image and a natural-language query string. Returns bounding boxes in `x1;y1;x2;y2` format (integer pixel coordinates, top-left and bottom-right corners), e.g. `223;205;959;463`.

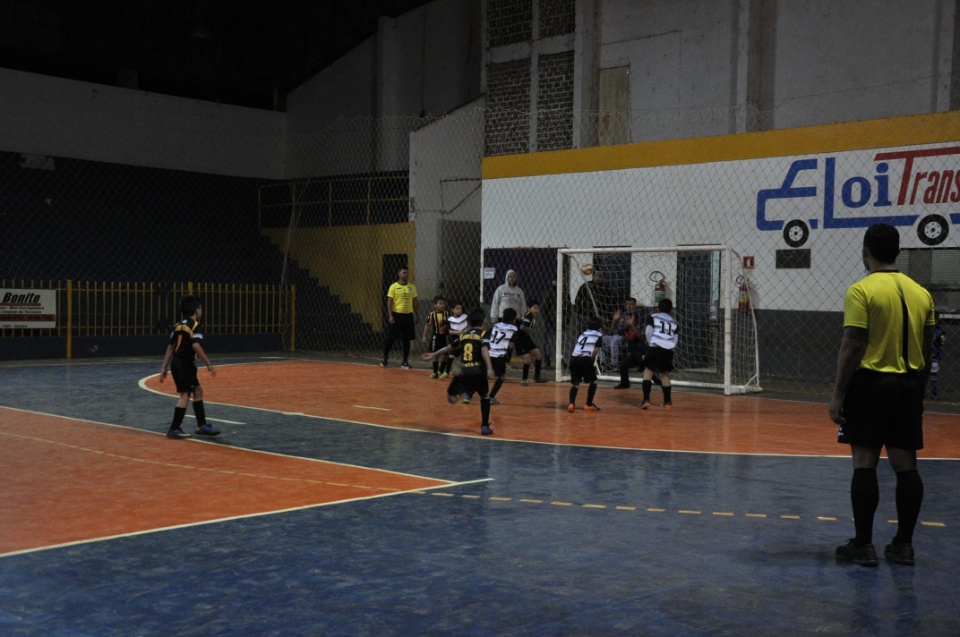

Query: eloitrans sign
0;289;57;329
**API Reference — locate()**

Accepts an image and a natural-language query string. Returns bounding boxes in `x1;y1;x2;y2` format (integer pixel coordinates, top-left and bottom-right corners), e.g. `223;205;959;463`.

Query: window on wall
898;248;960;313
599;66;629;146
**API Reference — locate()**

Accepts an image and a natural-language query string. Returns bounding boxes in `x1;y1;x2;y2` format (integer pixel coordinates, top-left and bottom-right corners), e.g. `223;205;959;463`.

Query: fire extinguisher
737;275;751;312
650;271;666;307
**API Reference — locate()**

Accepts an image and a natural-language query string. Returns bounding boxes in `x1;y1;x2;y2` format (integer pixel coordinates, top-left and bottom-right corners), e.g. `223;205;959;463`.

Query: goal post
556;246;761;395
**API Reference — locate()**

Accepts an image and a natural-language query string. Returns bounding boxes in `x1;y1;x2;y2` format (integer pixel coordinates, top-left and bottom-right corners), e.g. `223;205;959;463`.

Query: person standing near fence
160;294;219;439
381;266;419;369
829;223;935;567
490;269;527;327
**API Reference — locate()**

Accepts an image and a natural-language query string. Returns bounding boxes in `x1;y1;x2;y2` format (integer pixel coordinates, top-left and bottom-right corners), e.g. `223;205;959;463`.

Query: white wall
482;119;960;313
594;0;951;140
411;99;485;299
773;0;949;127
0;68;286;179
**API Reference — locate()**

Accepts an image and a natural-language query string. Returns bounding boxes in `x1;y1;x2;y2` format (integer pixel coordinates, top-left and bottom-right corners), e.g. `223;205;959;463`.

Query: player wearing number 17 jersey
642;298;679;409
486;308;519;405
421;307;496;435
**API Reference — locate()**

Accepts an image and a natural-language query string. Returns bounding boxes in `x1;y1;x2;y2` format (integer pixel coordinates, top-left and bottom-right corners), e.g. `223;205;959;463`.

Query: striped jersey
447;312;469;335
169;318;202;361
646;312;679;350
427;310;449;335
488;320;518;359
571;329;603;357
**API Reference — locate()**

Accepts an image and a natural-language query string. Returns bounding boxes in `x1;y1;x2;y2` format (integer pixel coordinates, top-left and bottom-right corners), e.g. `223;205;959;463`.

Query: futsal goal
556;246;761;395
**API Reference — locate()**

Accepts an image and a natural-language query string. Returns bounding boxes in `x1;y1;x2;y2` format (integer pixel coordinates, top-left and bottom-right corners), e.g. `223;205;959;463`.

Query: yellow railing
0;280;296;357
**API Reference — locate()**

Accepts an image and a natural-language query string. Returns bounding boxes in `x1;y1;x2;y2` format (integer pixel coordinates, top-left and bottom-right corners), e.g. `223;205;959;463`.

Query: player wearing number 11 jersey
642;298;679;410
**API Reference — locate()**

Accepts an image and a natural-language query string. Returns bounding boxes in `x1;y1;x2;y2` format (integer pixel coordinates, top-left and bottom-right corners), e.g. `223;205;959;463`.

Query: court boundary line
0;477;493;560
0;405;467;482
134;370;960;460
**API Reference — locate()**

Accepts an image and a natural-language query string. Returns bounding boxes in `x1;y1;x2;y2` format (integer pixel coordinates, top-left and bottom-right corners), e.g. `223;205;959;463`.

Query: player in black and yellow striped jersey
422;307;496;435
160;294;219;439
421;295;451;378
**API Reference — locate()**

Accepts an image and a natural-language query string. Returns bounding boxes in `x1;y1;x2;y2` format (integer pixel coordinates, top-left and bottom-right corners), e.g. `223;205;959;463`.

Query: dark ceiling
0;0;434;110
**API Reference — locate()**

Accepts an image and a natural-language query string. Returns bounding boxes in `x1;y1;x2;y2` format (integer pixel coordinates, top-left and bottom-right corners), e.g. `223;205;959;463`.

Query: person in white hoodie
489;269;527;325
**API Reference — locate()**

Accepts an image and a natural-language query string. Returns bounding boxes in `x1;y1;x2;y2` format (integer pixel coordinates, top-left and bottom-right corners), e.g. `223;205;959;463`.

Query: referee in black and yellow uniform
830;223;935;567
381;266;419;369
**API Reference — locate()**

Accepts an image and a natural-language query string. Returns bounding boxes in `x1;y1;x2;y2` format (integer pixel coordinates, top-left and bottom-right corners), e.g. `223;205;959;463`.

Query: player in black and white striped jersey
486;308;519;405
641;298;679;410
567;316;604;413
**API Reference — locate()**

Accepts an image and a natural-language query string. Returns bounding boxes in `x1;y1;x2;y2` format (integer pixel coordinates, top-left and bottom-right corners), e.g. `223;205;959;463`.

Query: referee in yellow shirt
830;223;934;567
381;266;419;368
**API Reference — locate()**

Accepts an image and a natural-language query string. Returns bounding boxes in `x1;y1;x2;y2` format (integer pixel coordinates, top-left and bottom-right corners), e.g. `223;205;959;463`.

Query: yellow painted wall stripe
483;110;960;179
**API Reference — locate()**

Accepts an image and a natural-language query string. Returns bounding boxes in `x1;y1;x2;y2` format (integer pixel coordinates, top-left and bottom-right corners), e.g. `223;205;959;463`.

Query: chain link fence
2;105;956;401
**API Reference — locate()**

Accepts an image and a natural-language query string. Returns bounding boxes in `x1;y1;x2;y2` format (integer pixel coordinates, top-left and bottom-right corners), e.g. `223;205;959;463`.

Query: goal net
557;246;761;395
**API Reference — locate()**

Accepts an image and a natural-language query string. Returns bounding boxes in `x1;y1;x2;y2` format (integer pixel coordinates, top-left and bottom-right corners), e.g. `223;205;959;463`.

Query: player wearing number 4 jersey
422;307;496;435
641;298;679;410
567;317;604;412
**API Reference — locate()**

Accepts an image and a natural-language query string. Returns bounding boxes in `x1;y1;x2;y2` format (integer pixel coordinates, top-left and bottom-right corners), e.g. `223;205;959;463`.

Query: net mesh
2;105;957;400
558;247;760;394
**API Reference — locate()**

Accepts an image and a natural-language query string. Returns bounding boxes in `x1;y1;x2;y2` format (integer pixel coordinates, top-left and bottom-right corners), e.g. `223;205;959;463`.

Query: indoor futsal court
1;355;959;636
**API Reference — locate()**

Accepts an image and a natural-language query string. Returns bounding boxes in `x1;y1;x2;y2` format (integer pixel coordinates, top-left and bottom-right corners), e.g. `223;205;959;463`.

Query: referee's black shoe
835;539;879;566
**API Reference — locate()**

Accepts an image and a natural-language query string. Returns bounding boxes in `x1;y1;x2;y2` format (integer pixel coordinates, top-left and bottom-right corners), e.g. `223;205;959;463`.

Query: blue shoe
166;428;190;439
195;424;221;436
488;396;500;405
480;425;493;436
463;394;472;404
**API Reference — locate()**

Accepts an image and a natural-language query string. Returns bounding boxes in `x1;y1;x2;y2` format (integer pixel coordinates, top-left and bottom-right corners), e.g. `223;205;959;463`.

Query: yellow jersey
843;271;935;374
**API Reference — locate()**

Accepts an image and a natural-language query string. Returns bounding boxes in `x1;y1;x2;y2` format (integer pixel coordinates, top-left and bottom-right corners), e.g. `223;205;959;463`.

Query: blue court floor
1;356;958;636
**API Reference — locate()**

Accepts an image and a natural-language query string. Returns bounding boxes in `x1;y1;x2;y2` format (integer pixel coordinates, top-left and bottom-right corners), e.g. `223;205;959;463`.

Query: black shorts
568;356;597;385
170;357;200;394
449;373;489;399
490;357;508;377
512;331;539;356
839;370;924;450
391;313;416;341
430;333;448;352
644;346;675;374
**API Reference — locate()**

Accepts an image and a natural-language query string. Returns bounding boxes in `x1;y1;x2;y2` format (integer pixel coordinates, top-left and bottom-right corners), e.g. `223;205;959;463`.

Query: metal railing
0;280;295;357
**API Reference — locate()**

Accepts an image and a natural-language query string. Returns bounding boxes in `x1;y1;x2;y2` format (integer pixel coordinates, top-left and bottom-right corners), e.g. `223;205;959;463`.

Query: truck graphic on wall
757;146;960;247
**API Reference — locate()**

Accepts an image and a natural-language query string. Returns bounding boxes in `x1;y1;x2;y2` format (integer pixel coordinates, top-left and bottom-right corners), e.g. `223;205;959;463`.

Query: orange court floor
1;355;958;636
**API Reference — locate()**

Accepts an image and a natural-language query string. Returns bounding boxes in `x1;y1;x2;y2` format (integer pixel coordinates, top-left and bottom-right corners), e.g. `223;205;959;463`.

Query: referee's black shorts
838;369;924;450
391;312;416;341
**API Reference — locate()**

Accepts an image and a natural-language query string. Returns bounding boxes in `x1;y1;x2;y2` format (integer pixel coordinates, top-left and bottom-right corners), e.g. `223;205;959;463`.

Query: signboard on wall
0;289;57;329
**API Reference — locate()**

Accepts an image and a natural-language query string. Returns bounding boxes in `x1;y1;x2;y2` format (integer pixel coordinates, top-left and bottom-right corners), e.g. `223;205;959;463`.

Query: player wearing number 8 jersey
421;308;496;435
642;298;679;409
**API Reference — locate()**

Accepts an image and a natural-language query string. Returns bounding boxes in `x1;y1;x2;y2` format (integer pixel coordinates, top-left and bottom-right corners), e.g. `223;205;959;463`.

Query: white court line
353;405;390;411
183;414;245;425
0;477;493;559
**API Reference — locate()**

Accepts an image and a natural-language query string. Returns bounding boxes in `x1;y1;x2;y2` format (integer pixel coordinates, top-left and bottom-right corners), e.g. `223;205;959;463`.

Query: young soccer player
567;316;604;412
641;298;679;410
160;294;219;439
421;307;496;435
422;295;450;378
514;301;548;385
486;307;519;405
